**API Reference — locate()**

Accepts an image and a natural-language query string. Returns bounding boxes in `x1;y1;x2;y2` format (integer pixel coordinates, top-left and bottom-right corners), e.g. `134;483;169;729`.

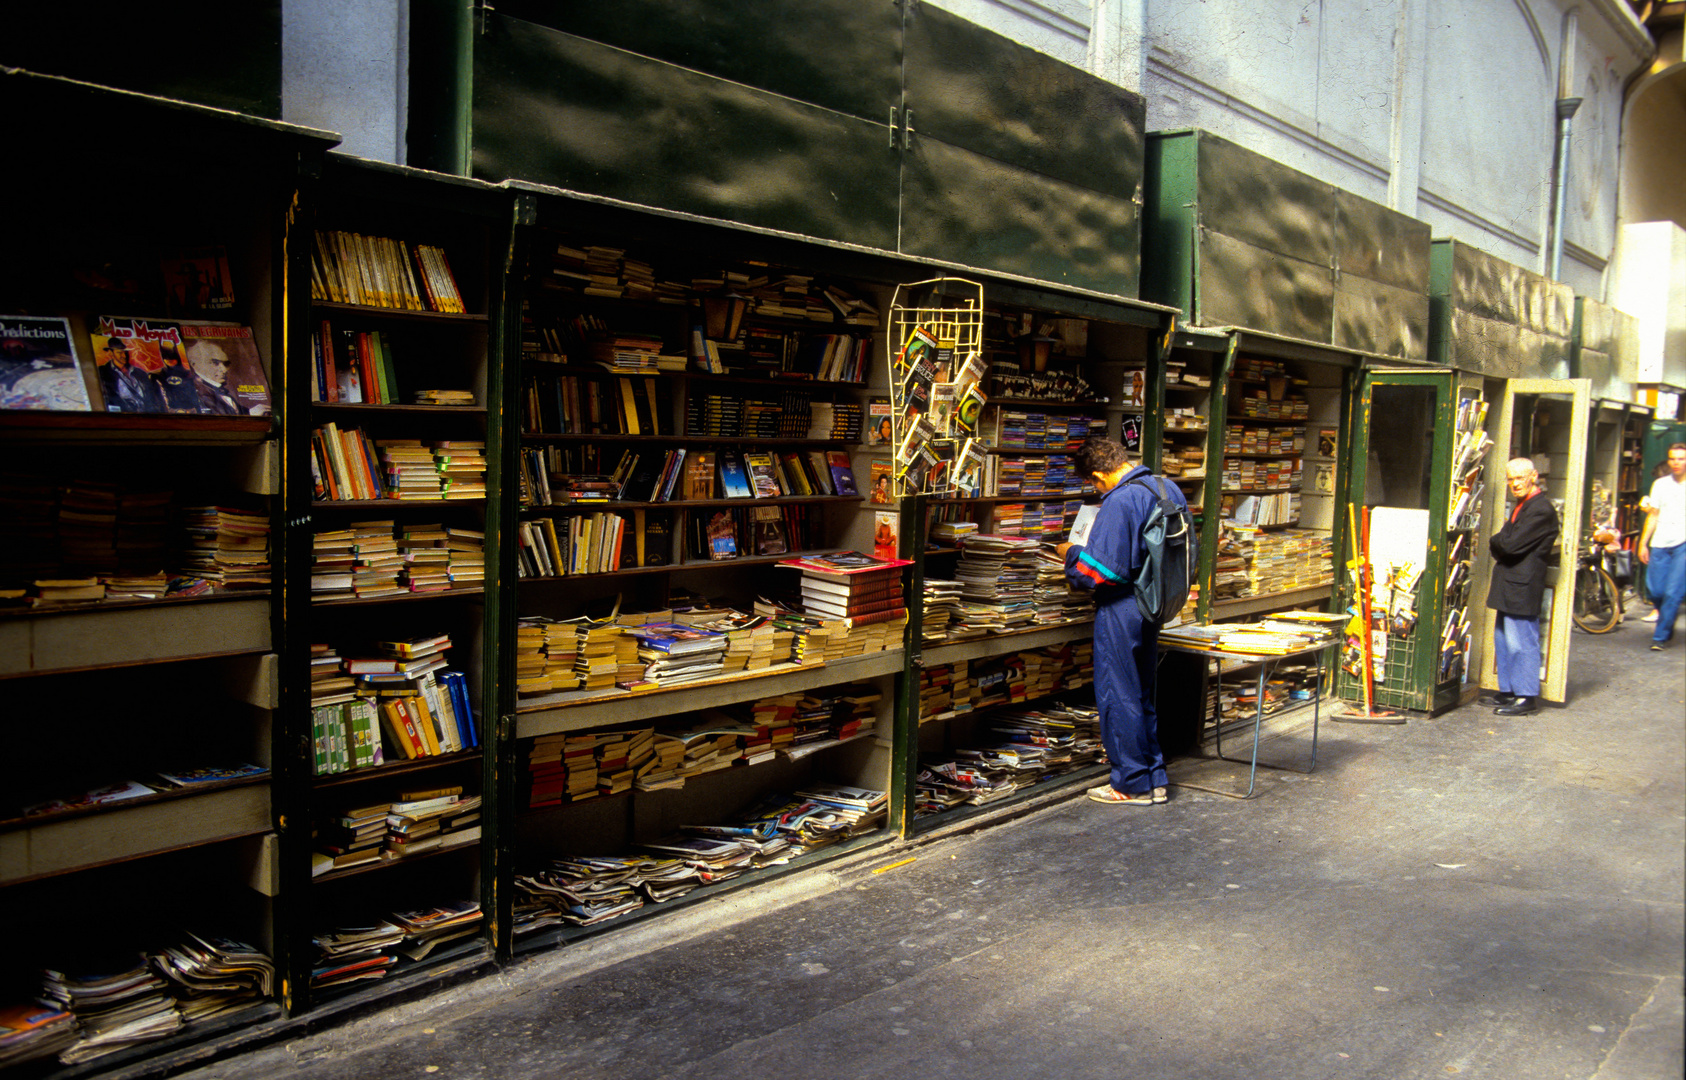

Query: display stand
886;278;985;498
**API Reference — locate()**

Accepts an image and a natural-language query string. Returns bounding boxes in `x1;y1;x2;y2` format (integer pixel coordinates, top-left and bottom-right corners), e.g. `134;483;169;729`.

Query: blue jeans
1649;542;1686;645
1493;613;1541;697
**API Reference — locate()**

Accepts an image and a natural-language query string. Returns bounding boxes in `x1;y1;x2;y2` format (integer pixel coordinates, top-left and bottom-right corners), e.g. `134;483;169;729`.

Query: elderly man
1482;457;1560;716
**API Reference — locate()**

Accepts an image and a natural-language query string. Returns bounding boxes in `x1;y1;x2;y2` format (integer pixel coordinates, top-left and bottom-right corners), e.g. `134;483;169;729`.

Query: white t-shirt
1648;473;1686;549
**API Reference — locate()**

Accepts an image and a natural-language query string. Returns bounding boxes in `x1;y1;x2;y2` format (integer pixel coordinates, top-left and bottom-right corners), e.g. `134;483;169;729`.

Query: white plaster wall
282;0;408;164
929;0;1648;294
1609;222;1686;386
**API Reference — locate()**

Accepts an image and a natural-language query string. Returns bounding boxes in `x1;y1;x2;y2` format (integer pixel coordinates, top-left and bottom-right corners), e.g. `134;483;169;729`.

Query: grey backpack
1126;475;1195;624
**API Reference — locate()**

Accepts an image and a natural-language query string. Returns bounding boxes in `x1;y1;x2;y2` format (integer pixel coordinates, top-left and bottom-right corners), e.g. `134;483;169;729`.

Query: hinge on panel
902;109;914;151
889;106;900;149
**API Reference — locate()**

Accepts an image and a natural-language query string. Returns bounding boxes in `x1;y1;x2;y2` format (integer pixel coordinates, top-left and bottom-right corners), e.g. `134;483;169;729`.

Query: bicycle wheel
1572;564;1621;634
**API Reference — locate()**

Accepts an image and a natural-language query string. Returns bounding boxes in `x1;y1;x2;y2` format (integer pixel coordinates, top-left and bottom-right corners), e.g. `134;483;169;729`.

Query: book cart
0;70;336;1070
277;157;509;1012
904;281;1173;834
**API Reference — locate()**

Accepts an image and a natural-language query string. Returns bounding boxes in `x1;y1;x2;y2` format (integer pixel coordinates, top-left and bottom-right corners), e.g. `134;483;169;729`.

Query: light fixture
701;290;749;342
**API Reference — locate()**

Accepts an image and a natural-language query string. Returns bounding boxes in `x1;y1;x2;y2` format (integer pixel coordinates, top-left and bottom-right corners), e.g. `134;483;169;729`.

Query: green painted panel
901;138;1140;296
472;15;899;251
490;0;902;122
1196;132;1335;268
1141;132;1200;318
1196;230;1331;341
903;4;1145;201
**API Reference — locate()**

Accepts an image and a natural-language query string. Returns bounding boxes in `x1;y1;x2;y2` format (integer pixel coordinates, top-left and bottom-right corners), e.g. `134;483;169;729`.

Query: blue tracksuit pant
1096;596;1166;794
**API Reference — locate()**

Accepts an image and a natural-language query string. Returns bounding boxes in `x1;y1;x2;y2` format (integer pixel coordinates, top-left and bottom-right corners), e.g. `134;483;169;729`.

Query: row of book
1;933;274;1068
311;519;484;600
311;424;487;502
1233;393;1309;420
312;901;482;989
309;320;475;407
917;641;1096;724
309;637;479;767
1216;526;1335;598
1221;490;1302;527
512;783;886;931
985;453;1091;499
1221;457;1303;492
310;229;465;313
520;687;880;808
1224;424;1307;455
521;371;675;436
313;786;483;874
519;445;856;508
0;475;270;597
985;408;1107;451
915;702;1103;815
515;608;786;697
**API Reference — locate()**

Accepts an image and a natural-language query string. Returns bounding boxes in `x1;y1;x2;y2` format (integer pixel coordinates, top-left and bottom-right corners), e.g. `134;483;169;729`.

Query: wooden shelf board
920;619;1095;666
0;782;271;885
1210;585;1335;619
516;547;854;580
313;498;486;509
0;412;273;444
312;834;481;884
312;587;485;607
313;301;489;324
515;649;906;737
313;403;487;415
0;594;271;677
521;496;860;512
313;749;482;789
522;434;852;446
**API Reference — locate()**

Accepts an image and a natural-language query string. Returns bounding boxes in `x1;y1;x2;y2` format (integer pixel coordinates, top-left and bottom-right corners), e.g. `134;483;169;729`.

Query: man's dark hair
1076;436;1130;479
1669;442;1686;454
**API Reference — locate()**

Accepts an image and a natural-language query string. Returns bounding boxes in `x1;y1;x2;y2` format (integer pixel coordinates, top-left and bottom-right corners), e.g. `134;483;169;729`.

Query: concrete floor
186;608;1683;1080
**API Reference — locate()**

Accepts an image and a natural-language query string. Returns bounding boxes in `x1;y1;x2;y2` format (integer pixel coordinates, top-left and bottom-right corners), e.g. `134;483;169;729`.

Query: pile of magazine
953;534;1040;631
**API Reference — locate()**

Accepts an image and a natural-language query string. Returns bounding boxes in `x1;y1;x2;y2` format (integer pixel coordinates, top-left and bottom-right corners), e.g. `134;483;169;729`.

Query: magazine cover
91;316;176;413
178;322;271;415
161;246;237;315
0;315;93;411
872;511;900;560
868;460;892;504
865;397;893;446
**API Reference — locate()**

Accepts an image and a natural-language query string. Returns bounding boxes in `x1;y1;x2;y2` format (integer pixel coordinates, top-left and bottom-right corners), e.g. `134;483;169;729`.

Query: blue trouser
1095;597;1165;794
1493;613;1541;697
1647;542;1685;644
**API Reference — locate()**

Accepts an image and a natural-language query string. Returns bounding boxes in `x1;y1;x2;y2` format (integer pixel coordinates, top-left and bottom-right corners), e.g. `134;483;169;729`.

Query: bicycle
1572;546;1622;634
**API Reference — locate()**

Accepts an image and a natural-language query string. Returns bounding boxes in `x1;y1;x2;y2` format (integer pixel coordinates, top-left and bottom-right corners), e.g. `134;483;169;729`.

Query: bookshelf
498;188;916;951
279;156;508;1010
0;68;336;1067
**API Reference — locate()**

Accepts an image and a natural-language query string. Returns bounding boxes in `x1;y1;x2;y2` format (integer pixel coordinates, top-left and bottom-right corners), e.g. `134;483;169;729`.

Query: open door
1478;379;1591;704
1340;367;1490;713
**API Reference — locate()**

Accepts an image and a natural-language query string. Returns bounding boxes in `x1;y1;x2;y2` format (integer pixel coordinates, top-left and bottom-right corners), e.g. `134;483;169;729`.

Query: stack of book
781;551;910;626
573;620;623;690
56;480;118;576
1033;549;1092;623
636;734;688;790
377;440;445;499
313;799;389;872
1226;527;1334;597
444;525;484;589
524;732;598;808
433;440;487;500
513;859;650;929
920;577;965;644
385;788;482;858
396;522;451;592
180;505;270;589
623;622;729;687
41;962;180;1066
0;474;60;590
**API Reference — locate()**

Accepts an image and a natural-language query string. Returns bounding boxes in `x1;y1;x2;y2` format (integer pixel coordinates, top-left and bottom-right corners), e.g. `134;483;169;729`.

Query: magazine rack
886;278;985;499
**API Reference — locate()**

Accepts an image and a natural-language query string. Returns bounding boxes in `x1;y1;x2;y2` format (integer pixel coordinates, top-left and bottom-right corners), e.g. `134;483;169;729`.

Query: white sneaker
1643;610;1660;623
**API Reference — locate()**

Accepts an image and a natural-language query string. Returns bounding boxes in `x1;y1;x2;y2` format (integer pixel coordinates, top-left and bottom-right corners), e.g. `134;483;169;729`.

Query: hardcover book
717;450;754;499
0;315;93;411
826;451;857;496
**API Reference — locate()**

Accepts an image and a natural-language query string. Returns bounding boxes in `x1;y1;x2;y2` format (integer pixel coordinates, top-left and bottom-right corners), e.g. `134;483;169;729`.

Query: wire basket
886;277;985;498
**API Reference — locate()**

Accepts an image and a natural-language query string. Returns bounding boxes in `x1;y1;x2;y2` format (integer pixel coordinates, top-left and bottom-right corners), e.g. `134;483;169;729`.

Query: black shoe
1494;696;1538;716
1479;692;1517;707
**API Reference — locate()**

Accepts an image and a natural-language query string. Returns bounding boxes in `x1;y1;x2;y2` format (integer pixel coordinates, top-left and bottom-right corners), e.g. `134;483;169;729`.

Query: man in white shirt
1638;442;1686;651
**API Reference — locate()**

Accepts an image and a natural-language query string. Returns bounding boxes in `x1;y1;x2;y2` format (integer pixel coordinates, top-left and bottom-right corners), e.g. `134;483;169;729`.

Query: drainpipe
1547;11;1581;281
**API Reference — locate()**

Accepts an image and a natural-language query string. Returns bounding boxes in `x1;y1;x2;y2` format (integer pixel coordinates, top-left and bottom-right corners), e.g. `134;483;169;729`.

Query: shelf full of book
279;155;509;1010
1196;341;1352;626
498;187;921;955
0;67;342;1068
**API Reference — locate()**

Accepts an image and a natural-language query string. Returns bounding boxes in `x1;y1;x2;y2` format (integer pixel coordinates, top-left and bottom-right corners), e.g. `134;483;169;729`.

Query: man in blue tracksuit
1057;437;1185;806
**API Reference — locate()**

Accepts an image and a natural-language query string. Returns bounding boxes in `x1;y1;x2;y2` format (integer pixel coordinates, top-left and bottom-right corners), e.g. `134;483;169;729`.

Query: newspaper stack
954;533;1040;631
0;1003;75;1068
42;960;181;1065
151;932;275;1023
